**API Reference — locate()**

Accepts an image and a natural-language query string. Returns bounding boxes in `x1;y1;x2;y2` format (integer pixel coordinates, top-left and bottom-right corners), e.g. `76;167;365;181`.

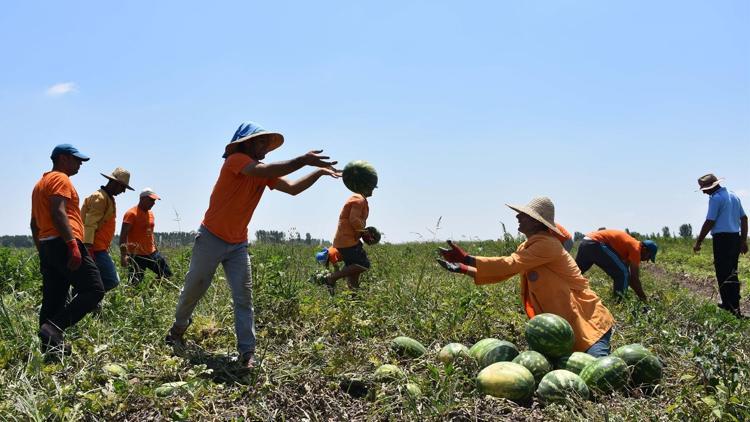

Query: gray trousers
173;225;255;354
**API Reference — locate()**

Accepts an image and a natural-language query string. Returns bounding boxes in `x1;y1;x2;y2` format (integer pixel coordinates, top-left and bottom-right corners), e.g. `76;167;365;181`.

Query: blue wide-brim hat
223;121;284;158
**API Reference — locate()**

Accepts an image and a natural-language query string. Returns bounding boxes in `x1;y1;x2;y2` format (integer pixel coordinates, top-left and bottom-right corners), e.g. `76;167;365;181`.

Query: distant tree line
254;230;329;245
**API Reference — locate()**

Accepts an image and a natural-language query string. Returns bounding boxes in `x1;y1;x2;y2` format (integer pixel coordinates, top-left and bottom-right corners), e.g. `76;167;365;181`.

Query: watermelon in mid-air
343;160;378;195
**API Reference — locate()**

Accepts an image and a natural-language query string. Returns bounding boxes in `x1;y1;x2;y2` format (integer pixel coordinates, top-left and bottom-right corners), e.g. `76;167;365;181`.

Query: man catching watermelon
321;161;380;295
436;197;615;357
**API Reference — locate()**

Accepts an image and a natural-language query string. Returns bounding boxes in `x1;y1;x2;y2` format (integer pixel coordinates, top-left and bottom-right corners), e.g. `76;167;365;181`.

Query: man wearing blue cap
575;229;657;302
31;144;105;354
166;122;340;368
693;174;747;318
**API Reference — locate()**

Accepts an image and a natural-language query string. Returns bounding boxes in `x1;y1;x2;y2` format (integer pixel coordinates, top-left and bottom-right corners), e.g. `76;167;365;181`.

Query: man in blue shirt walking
693;174;748;318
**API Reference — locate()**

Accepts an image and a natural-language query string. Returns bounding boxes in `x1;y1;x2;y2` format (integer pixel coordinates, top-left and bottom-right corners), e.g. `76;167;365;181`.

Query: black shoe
39;323;70;355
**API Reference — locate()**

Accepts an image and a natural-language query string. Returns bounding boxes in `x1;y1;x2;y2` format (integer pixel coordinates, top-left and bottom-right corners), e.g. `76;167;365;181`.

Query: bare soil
648;265;749;316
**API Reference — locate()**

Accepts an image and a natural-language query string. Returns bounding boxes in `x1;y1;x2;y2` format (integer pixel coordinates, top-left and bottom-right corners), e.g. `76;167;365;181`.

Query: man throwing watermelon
165;121;340;368
436;197;615;357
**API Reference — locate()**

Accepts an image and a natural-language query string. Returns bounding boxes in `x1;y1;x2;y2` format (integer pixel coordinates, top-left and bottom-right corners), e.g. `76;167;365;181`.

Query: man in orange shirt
552;223;574;252
575;229;657;301
81;167;133;292
120;188;172;284
324;189;378;294
436;197;615;357
31;144;105;353
166;121;340;368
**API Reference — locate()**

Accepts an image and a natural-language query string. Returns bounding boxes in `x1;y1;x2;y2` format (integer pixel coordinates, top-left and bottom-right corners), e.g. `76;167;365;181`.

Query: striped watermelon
343;160;378;195
554;352;597;375
525;314;575;359
469;338;500;359
374;364;404;382
391;336;426;358
579;356;628;394
438;343;470;364
612;344;663;386
470;339;519;368
512;351;553;384
536;369;590;404
476;362;536;401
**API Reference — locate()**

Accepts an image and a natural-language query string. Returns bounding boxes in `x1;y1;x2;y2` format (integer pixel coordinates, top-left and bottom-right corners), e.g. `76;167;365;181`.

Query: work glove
438;240;474;265
436;259;468;274
66;239;82;271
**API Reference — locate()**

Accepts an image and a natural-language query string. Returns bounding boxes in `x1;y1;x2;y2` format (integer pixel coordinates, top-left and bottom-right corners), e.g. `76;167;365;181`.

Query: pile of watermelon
370;313;663;405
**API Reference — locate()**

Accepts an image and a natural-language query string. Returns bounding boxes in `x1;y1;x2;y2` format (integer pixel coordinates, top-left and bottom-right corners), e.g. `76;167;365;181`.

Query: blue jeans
94;251;120;291
586;328;613;357
172;225;255;354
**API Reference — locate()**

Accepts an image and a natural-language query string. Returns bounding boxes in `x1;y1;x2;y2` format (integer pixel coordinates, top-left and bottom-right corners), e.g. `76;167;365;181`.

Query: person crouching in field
31;144;105;354
119;188;173;285
575;229;656;302
436;197;615;357
166;121;340;369
323;189;379;294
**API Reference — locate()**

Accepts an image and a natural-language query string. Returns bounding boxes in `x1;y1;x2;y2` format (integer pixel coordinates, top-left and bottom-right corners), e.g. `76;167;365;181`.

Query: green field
0;238;748;420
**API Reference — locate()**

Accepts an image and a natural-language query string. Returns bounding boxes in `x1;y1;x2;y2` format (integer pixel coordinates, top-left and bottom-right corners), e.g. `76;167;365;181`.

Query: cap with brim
696;173;724;192
140;187;160;200
101;167;134;190
642;240;658;262
51;143;90;161
223;121;284;158
506;196;563;237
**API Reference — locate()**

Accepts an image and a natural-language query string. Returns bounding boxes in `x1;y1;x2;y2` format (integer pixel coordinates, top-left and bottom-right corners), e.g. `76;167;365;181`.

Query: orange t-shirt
551;223;572;244
332;194;369;248
202;153;279;244
123;206;156;255
586;229;641;266
31;171;84;241
473;232;614;351
81;189;117;251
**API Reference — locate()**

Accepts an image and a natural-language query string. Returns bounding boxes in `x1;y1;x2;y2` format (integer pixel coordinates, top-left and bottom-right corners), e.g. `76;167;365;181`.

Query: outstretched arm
273;168;341;196
741;216;748;254
628;264;648;301
241;150;337;179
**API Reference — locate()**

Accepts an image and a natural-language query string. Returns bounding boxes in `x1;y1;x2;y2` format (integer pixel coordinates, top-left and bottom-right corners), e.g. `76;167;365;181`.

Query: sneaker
39;322;67;354
165;324;188;348
240;351;255;369
324;276;336;296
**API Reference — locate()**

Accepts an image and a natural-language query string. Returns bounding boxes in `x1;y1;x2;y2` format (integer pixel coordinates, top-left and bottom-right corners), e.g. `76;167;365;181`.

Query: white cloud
45;82;76;97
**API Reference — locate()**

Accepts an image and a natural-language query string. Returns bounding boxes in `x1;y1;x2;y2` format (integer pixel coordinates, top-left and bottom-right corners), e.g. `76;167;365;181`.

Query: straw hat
100;167;134;190
223;121;284;158
506;196;563;236
697;173;724;192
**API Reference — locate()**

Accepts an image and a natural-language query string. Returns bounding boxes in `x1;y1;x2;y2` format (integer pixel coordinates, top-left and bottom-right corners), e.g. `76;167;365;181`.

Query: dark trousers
576;239;630;294
712;233;742;314
39;238;105;330
128;251;172;284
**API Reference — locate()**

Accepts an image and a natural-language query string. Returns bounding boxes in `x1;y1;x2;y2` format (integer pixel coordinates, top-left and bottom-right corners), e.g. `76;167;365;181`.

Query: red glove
66;239;82;271
437;259;468;274
438;240;471;264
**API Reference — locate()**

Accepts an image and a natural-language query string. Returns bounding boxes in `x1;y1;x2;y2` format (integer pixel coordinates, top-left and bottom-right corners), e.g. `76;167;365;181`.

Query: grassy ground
0;239;748;421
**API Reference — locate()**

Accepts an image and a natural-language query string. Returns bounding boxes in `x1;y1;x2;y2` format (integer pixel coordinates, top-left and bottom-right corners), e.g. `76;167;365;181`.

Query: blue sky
1;1;748;242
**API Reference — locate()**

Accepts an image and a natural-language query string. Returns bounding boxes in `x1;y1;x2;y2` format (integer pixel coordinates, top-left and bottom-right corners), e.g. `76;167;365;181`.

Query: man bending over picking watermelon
436;197;615;357
322;161;380;295
165;121;340;369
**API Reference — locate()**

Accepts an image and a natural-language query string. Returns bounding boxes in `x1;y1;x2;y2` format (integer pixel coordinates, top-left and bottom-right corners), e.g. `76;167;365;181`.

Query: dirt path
648;265;749;316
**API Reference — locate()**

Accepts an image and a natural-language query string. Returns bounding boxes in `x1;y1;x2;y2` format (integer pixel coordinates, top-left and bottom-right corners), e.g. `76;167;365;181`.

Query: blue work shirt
706;187;746;234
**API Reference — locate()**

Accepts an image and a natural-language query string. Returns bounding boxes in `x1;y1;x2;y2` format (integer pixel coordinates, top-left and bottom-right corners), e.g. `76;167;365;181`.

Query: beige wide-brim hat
696;173;724;192
101;167;134;190
506;196;563;236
